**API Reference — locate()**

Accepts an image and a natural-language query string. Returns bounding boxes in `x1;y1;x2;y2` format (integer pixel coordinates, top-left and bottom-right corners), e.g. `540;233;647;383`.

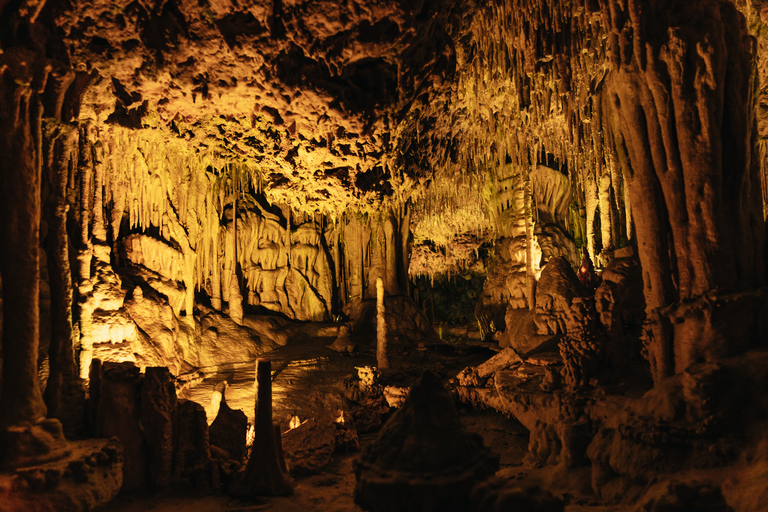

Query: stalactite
623;170;633;241
77;124;94;286
91;137;108;247
210;197;222;310
229;192;243;324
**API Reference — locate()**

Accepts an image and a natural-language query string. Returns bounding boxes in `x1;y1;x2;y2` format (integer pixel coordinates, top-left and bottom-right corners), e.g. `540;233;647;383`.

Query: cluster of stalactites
403;0;631;259
453;0;631;256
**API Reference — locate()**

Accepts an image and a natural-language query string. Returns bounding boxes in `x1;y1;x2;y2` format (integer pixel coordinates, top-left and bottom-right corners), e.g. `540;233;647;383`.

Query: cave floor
98;331;768;511
106;331;541;511
103;410;531;512
176;328;497;426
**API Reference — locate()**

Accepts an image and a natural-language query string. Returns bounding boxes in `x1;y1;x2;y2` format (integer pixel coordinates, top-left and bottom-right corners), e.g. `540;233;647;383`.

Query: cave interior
2;0;768;510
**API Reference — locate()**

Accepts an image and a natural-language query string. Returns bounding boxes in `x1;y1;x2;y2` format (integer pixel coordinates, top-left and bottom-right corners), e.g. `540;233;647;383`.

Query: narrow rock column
0;50;49;429
229;358;293;497
141;367;177;488
584;173;598;261
42;121;84;435
376;277;389;369
598;172;614;252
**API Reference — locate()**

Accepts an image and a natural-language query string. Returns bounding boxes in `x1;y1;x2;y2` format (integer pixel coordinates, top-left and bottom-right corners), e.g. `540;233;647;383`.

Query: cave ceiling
4;0;768;255
36;0;463;214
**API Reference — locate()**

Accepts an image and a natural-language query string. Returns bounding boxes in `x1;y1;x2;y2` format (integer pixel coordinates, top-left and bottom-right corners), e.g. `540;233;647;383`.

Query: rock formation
228;358;293;498
2;0;768;510
354;371;499;512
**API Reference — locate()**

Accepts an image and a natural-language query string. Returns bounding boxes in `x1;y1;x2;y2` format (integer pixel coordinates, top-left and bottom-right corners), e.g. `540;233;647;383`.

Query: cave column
42;118;84;434
600;0;765;381
0;50;50;429
75;124;96;379
228;194;243;324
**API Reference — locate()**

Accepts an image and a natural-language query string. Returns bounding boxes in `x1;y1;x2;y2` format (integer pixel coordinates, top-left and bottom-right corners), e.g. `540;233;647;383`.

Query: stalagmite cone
354;371;499;512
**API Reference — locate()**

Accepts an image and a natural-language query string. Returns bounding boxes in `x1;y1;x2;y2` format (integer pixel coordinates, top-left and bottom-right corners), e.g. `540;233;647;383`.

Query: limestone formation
282;417;337;476
376;277;390;369
229;359;293;498
174;400;214;487
471;479;564;512
0;438;123;512
559;298;607;391
354;371;499;512
140;367;177;488
3;0;768;510
209;384;248;464
534;257;584;337
95;362;147;490
0;47;49;435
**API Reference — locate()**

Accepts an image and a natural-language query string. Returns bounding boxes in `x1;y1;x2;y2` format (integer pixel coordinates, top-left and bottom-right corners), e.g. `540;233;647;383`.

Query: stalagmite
584;174;598;261
598;172;613;253
523;165;536;309
376;277;389;369
229;358;293;498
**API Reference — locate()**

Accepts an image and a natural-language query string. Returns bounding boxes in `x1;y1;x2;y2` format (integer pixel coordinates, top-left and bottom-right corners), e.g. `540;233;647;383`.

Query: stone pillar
229;358;293;497
600;0;765;380
0;49;49;430
141;367;177;488
42;120;84;436
376;278;389;369
96;362;147;490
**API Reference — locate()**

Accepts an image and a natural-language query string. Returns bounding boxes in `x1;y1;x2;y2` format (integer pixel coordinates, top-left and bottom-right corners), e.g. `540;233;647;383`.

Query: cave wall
1;0;768;451
60;125;415;378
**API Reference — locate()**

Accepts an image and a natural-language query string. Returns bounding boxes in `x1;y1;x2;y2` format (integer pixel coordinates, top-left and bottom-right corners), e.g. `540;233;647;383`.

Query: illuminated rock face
2;0;768;509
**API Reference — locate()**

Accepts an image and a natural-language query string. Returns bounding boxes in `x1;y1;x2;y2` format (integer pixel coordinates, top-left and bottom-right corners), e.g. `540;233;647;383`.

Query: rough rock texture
354;371;499;512
559;298;607;391
594;246;645;367
95;362;148;491
534;257;584;337
209;390;247;464
457;348;768;506
343;369;391;434
456;348;523;387
282;418;337;476
0;438;123;512
632;480;732;512
0;419;71;472
598;0;766;382
3;0;768;509
174;400;214;487
140;367;177;488
470;479;564;512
